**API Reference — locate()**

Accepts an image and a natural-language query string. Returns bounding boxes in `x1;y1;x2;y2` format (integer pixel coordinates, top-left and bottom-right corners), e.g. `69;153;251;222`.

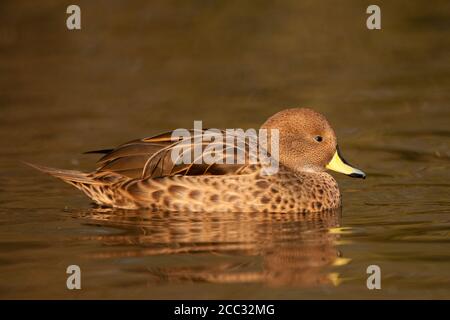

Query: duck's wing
90;129;267;179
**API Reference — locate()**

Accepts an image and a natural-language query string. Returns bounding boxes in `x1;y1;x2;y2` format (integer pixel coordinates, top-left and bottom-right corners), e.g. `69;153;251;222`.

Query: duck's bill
326;146;366;179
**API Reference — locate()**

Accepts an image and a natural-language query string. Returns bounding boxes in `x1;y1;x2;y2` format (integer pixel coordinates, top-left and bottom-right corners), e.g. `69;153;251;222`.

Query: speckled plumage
29;108;364;213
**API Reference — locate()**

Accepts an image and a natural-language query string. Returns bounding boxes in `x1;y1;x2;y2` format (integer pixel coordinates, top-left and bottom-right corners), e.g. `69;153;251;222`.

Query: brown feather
94;129;268;180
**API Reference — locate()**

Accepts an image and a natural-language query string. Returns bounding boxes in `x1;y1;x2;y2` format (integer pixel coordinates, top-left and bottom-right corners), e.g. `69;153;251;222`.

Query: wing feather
93;129;271;179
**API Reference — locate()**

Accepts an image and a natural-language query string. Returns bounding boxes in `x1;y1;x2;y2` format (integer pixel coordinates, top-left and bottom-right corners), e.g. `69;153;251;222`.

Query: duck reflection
74;208;346;288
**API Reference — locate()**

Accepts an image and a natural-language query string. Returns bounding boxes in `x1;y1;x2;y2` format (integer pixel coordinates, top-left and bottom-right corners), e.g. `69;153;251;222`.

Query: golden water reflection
75;208;345;288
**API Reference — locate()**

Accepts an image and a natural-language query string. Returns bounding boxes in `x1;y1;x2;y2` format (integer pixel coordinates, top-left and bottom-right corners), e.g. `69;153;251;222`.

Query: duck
28;108;365;213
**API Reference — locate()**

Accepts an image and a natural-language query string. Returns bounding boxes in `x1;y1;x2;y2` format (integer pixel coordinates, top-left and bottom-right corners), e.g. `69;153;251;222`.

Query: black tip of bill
349;172;366;179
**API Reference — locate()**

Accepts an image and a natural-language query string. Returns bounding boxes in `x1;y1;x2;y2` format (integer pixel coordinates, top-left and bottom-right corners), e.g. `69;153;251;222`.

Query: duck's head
261;108;366;179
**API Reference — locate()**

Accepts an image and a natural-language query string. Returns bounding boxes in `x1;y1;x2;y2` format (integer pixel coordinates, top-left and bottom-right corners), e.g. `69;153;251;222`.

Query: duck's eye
315;135;323;142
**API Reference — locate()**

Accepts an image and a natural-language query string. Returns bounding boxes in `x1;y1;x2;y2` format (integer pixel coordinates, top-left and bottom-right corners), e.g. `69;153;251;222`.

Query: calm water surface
0;1;449;298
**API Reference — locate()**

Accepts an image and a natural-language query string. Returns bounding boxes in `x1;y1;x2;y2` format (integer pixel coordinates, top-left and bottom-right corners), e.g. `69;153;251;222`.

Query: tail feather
26;162;135;208
83;149;114;155
24;162;100;185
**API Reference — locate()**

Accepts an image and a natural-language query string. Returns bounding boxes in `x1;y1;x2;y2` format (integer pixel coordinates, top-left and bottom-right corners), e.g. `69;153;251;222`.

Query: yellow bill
326;146;366;179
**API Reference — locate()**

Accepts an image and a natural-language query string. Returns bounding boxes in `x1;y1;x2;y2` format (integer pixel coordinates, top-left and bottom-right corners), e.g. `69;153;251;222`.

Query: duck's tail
25;162;112;206
25;162;97;184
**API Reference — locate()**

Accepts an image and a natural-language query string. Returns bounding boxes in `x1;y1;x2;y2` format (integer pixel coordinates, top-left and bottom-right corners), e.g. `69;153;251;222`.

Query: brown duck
29;108;365;213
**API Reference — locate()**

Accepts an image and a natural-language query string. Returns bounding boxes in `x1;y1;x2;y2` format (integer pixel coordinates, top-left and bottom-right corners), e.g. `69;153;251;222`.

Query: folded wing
91;129;265;179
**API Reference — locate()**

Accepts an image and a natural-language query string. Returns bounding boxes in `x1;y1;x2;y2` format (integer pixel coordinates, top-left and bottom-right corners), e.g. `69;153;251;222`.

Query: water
0;1;449;299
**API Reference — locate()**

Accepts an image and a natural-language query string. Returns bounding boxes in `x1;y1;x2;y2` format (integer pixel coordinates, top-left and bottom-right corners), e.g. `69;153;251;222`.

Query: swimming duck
29;108;365;213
